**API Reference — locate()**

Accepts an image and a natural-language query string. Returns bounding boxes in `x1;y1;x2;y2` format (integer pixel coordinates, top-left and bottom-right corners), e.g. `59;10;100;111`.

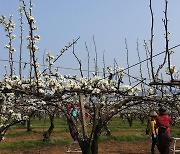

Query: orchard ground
0;117;179;154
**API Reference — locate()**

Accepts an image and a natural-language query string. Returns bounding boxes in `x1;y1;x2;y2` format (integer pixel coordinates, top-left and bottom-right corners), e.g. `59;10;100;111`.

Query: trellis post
79;95;87;138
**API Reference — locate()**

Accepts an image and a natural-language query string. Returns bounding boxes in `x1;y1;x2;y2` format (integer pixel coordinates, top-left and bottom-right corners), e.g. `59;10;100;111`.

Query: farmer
68;104;78;143
156;107;174;154
149;111;158;154
70;104;78;122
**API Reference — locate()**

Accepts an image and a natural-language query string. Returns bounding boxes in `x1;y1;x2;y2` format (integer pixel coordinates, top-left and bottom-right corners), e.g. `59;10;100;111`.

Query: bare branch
149;0;155;81
85;42;90;79
72;40;83;78
125;38;131;85
93;35;98;76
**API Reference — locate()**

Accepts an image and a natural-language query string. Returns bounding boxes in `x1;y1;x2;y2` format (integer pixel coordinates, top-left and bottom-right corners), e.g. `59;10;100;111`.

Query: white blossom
115;66;124;77
165;65;177;75
147;88;156;96
92;88;101;94
107;66;112;73
33;34;40;42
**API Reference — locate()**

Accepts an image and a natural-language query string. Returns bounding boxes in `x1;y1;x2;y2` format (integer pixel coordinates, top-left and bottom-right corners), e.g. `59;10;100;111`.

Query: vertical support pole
79;95;87;138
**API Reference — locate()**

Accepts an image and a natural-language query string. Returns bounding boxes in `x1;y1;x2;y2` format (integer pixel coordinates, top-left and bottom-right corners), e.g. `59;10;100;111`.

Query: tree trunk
78;134;99;154
91;133;99;154
43;115;54;141
27;119;32;131
139;116;145;124
21;120;26;126
127;117;133;127
104;124;111;136
79;139;92;154
0;131;3;142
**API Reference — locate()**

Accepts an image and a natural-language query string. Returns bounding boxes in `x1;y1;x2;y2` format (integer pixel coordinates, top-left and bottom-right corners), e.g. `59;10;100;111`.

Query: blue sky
0;0;180;82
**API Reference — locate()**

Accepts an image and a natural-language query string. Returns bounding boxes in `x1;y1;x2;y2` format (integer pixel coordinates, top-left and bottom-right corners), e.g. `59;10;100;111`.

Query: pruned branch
72;40;83;78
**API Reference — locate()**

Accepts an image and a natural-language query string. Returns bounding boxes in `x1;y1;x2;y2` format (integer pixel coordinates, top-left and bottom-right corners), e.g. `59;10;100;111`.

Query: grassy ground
1;117;179;150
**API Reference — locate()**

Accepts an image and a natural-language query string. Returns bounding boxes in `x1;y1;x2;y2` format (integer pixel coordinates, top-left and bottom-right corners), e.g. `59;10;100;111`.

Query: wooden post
79;95;87;138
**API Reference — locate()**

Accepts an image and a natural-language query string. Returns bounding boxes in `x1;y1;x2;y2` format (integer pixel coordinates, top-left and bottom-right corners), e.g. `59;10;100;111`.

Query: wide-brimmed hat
159;107;167;114
149;111;158;117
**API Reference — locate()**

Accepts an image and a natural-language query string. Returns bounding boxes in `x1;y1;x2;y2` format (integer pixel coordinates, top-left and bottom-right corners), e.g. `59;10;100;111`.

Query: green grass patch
52;129;69;133
108;127;145;132
0;134;147;150
6;128;69;138
6;131;40;137
171;129;180;137
99;134;148;142
12;117;68;129
3;117;179;151
0;138;71;150
108;118;147;129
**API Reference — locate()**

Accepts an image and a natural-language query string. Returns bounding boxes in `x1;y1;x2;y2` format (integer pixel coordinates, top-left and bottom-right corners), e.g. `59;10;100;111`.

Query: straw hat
149;111;158;117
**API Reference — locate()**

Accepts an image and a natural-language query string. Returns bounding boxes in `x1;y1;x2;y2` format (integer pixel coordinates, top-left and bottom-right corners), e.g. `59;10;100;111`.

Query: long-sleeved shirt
156;114;173;133
149;119;158;136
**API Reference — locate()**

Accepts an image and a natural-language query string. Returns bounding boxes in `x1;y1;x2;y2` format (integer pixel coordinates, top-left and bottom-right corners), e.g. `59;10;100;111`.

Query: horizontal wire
0;43;179;78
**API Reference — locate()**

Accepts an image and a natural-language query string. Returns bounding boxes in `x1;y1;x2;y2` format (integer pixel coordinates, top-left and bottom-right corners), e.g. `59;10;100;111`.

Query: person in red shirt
156;107;174;154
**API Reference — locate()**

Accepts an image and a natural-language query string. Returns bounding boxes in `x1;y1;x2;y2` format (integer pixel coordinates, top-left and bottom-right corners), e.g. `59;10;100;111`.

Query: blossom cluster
0;15;16;53
165;65;177;75
0;69;141;98
18;0;40;52
0;93;25;126
106;66;124;78
0;87;46;141
121;85;140;96
0;15;15;33
147;88;157;96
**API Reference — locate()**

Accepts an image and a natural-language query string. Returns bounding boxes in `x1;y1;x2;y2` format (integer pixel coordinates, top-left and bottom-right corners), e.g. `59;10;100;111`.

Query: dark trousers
151;135;157;153
68;120;78;141
157;131;172;154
